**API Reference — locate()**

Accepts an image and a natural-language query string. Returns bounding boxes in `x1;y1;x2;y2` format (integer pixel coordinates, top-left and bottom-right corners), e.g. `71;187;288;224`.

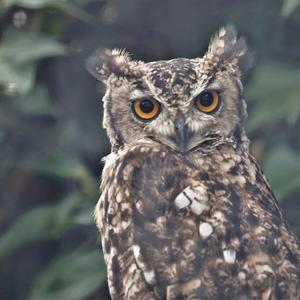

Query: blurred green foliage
0;1;106;299
0;28;65;93
0;0;300;299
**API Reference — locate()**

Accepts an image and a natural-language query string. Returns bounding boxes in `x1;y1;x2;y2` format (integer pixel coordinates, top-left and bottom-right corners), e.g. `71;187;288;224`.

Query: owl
87;26;300;300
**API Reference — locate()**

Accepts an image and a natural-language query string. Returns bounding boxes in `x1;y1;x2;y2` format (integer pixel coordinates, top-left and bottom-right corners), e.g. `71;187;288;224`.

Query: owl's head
87;25;252;153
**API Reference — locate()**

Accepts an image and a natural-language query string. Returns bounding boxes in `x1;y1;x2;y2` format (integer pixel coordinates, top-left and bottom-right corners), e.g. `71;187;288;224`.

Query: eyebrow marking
129;89;151;100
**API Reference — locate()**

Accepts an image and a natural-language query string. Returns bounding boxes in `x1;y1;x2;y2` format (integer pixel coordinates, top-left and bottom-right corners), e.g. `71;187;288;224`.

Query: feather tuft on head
207;25;253;73
86;48;143;83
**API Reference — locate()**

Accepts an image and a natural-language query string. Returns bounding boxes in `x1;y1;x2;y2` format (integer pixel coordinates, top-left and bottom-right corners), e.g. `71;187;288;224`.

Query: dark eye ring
195;90;220;114
132;98;161;121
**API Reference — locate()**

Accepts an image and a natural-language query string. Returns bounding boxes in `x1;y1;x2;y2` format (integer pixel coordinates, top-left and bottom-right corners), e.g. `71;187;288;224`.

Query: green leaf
0;28;65;64
8;85;59;116
28;160;89;180
3;0;55;9
50;1;94;23
52;192;83;232
25;157;98;195
0;206;56;257
74;207;95;225
0;192;85;257
0;28;65;94
282;0;300;17
18;0;63;9
29;249;105;300
0;7;9;17
1;0;93;22
0;57;35;94
264;144;300;200
245;61;300;131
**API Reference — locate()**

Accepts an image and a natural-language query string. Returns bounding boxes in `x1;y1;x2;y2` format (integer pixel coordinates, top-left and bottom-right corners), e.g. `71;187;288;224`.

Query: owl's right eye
132;98;161;121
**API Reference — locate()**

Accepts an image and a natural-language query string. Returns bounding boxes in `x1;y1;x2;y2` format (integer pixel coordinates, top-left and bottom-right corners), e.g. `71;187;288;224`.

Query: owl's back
95;140;300;300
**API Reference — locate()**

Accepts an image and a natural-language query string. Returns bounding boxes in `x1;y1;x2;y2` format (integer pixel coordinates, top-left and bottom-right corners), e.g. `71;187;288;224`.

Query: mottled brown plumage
87;26;300;300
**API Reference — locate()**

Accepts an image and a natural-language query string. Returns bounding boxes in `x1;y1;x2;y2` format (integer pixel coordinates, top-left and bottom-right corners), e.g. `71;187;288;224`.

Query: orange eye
195;90;220;113
132;98;161;121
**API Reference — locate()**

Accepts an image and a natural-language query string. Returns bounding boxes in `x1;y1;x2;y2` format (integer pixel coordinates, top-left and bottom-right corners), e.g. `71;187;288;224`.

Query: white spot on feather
129;89;148;100
116;192;122;203
132;244;146;269
183;186;196;199
190;201;206;215
111;48;130;63
175;185;208;214
223;249;236;264
143;270;156;285
236;175;246;186
219;27;226;37
199;222;213;238
174;192;191;209
238;271;246;282
194;185;208;199
132;245;156;285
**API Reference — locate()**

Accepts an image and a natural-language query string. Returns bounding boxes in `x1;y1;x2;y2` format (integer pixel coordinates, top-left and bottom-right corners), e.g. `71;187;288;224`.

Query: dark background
1;0;300;299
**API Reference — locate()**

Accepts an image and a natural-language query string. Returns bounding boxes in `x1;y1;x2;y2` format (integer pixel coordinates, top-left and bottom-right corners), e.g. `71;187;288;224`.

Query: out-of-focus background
1;0;300;299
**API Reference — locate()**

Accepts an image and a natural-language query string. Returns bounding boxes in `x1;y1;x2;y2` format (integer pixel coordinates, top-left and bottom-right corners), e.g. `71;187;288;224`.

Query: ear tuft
85;48;132;82
208;25;253;73
111;48;131;63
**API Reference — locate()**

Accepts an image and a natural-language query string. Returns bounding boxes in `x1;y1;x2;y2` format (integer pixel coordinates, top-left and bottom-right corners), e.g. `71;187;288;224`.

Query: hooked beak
174;116;189;153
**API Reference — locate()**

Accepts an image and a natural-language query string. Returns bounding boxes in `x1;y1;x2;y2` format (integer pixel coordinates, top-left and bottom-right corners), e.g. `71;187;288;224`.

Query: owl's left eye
132;98;161;121
195;90;220;114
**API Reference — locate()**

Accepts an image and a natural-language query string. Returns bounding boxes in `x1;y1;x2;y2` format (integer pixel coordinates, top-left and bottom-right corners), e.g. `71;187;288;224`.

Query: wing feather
96;143;300;300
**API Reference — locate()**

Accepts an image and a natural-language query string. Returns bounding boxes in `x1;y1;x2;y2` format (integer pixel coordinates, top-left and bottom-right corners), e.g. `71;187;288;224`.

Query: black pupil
199;92;214;107
140;99;154;113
